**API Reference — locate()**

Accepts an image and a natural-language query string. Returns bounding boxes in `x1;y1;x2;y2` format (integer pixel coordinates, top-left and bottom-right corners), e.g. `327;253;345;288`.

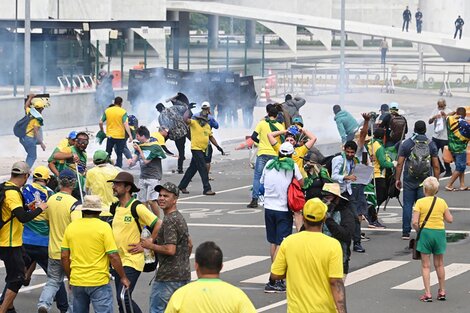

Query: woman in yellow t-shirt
412;177;453;302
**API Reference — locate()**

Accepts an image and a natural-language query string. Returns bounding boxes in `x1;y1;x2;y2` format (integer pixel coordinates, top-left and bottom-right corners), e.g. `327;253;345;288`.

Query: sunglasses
77;139;89;145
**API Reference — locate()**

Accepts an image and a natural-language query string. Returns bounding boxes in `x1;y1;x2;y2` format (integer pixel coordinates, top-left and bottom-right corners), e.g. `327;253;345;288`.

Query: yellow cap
33;166;51;180
303;198;328;222
31;98;46;109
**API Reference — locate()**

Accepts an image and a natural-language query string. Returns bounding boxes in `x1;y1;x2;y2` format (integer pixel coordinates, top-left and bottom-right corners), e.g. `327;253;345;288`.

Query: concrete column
179;11;190;48
245;20;256;48
208;15;219;49
127;29;134;53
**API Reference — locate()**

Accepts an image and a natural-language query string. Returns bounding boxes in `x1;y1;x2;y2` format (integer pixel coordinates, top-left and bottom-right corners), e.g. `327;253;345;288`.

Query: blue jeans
111;266;142;313
251;154;275;199
72;284;113;313
38;258;73;312
19;136;37;168
149;280;189;313
402;186;424;235
106;137;126;168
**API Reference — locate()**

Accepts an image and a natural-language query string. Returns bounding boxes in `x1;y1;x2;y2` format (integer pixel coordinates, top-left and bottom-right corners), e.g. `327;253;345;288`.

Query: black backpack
109;200;157;272
13;114;33;138
408;139;431;180
389;115;407;142
0;183;22;229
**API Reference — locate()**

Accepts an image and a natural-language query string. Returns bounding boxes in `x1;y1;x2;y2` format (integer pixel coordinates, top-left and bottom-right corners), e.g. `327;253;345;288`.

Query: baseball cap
154;182;180;197
75;195;109;212
389;102;399;110
292;116;304;127
59;168;76;180
33;166;51;180
11;161;30;175
67;131;78;140
279;142;295;155
31;98;47;109
93;150;109;163
303;198;328;222
201;101;210;110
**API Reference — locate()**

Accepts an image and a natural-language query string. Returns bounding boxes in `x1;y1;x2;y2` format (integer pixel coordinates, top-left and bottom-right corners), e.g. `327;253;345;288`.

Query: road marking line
188;223;265;228
19;282;46;293
345;261;409;286
191;255;270;280
257;300;287;312
392;263;470;290
241;273;270;284
179;185;251;201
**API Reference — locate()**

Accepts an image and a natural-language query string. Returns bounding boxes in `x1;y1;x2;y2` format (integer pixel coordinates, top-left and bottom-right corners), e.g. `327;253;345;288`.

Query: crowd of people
2;90;469;312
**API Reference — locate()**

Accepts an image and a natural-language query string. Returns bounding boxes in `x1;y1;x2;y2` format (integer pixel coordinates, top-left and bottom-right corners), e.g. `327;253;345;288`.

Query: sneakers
361;233;371;242
179;188;190;194
177;169;184;174
247;198;258;208
402;233;410;240
203;190;216;196
419;294;433;302
437;289;446;301
264;280;286;293
373;220;386;228
353;243;366;253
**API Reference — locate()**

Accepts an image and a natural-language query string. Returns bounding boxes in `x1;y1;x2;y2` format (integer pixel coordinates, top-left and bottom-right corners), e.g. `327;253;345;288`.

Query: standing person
395;121;440;240
415;8;423;33
19;94;48;168
428;99;453;177
454;15;464;39
333;105;359;144
241;87;257;129
402;6;412;32
261;142;303;293
445;107;470;191
0;162;47;313
282;94;306;121
178;112;223;196
61;195;130;313
377;104;390;125
141;183;191;313
380;102;408;147
99;96;133;168
303;153;333;201
247;104;285;208
412;177;453;302
128;126;166;217
38;169;81;313
85;150;121;208
48;131;77;177
270;198;347;313
107;172;161;313
165;241;256;313
380;38;389;64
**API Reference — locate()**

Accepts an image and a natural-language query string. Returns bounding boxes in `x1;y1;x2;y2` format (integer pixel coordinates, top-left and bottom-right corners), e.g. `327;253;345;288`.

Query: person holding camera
128;126;166;218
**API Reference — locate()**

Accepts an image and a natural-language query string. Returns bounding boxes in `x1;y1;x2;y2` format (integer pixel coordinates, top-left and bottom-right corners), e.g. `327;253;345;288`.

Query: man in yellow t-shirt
61;195;130;313
107;171;161;313
165;241;256;313
99;97;133;168
38;169;81;313
178;114;223;196
152;127;177;157
247;104;285;208
0;161;46;313
270;198;347;313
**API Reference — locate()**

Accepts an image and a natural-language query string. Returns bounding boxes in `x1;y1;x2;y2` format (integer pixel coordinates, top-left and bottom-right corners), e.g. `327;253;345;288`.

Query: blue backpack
458;118;470;139
13;114;33;138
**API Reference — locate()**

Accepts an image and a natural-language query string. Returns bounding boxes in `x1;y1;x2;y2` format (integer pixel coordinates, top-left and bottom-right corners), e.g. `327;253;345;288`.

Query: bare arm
48;161;60;177
395;156;405;189
412;211;420;232
431;157;440;179
108;252;130;289
99;119;104;132
61;250;71;279
24;94;34;111
330;278;347;313
142;241;176;256
301;129;317;150
267;130;286;145
444;208;453;223
270;273;286;281
124;121;133;142
209;135;219;147
150;219;162;241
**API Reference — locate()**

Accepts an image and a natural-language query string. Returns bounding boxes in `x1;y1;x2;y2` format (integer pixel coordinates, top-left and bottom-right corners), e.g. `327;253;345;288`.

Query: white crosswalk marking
345;261;409;286
241;273;270;284
392;263;470;290
191;255;270;280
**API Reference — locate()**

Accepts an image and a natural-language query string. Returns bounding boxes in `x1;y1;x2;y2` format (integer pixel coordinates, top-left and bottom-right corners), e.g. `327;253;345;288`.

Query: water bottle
141;227;155;264
33;191;42;209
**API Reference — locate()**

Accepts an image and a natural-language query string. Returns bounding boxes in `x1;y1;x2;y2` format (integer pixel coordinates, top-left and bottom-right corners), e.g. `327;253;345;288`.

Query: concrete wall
0;89;127;136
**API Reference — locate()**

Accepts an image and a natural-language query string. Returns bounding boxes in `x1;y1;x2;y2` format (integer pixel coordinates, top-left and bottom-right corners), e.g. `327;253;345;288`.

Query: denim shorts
453;152;467;173
264;209;293;245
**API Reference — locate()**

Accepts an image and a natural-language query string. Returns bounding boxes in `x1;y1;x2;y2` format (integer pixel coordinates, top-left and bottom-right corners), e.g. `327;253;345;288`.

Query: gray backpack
408;139;431;180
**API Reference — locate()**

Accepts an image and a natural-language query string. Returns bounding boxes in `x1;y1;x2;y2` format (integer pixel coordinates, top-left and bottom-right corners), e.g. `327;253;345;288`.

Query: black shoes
353;243;366;253
203;190;216;196
179;188;190;194
247;198;258;208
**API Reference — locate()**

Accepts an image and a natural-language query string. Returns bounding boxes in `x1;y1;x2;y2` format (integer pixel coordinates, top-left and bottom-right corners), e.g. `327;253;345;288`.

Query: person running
333;105;359;144
428;99;453;177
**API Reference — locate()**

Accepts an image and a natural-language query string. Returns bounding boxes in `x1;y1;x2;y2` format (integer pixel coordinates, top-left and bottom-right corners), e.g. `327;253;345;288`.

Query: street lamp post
24;0;31;96
339;0;346;105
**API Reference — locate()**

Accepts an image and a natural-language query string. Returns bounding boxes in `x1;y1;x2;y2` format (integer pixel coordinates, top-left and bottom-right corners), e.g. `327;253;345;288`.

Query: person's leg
420;254;432;297
251;155;273;200
123;146;132;160
21;136;38;168
193;150;212;193
149;281;188;313
178;152;198;190
38;259;66;310
459;28;463;39
401;187;415;237
112;267;142;313
0;247;25;313
146;179;161;218
174;137;186;173
402;20;406;31
89;284;114;313
105;137;114;159
72;286;90;313
433;254;446;293
349;185;362;245
114;139;126;168
432;138;446;174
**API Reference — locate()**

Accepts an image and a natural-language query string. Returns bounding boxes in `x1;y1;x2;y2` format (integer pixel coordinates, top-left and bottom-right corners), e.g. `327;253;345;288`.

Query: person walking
380;102;408;147
99;96;133;168
454;15;464;39
380;38;388;64
165;241;256;313
412;177;453;302
0;162;47;313
415;8;423;33
61;195;130;313
402;6;412;32
395;121;440;240
333;105;359;144
270;198;347;313
428;99;453;177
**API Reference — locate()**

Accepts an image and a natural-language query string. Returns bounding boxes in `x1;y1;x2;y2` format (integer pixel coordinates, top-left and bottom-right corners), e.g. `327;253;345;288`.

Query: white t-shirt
260;160;303;212
430;108;452;140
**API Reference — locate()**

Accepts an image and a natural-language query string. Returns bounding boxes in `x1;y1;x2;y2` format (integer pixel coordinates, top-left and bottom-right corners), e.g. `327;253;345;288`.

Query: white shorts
137;178;160;202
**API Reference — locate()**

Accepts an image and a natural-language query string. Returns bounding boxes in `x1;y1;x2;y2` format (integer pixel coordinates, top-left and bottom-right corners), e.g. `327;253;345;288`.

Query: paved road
4;153;470;312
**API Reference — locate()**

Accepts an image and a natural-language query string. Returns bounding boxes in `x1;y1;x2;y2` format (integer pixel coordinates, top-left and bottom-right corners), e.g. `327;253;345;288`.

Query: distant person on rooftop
454;15;464;39
402;6;412;32
415;8;423;33
380;38;388;64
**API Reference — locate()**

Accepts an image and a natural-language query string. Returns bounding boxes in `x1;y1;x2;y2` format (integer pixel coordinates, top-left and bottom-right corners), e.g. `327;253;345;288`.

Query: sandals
437;290;446;301
419;294;433;302
459;186;469;191
445;186;469;191
445;186;456;191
